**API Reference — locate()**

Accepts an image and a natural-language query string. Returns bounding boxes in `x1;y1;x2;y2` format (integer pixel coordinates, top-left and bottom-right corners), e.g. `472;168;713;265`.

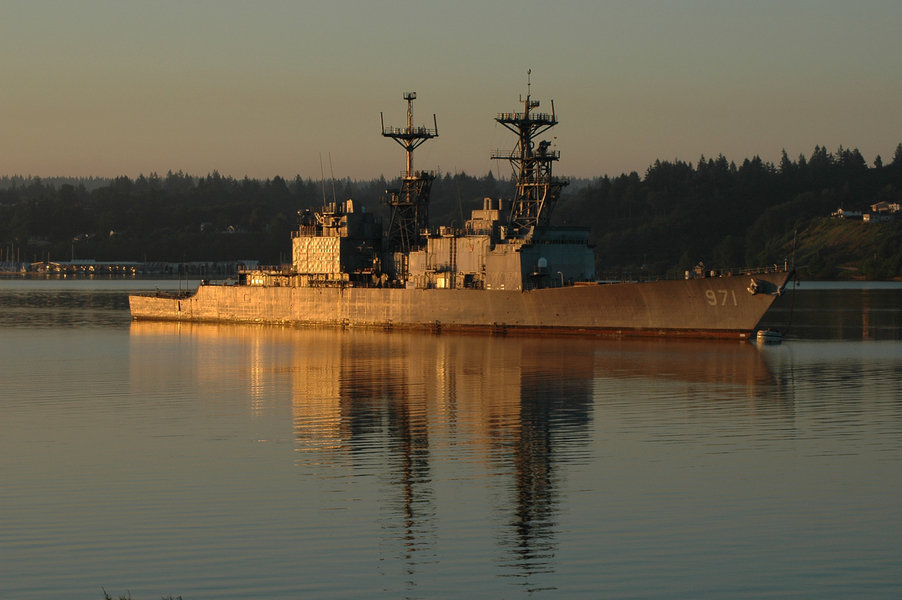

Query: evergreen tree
893;143;902;166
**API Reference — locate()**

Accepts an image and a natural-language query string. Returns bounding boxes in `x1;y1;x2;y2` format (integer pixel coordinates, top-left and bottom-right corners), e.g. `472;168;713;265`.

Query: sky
1;0;900;181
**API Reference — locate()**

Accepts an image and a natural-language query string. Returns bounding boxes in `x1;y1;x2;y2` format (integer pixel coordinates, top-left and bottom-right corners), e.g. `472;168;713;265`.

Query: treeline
2;144;902;278
0;175;111;191
0;172;371;264
0;170;512;265
559;144;902;279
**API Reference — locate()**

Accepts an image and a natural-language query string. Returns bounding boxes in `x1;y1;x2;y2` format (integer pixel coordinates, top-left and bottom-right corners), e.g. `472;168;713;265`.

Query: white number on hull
705;289;738;306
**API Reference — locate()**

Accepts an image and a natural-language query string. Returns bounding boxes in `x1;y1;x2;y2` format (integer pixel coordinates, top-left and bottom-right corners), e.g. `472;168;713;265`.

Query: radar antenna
381;92;439;254
491;71;568;234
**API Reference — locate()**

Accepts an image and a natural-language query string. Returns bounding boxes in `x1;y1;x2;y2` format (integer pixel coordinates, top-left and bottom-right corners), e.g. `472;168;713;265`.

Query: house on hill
832;201;899;223
831;208;862;220
870;201;900;214
862;201;899;222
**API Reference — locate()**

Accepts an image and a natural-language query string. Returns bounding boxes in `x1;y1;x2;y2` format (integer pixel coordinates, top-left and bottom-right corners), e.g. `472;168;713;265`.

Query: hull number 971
706;289;738;306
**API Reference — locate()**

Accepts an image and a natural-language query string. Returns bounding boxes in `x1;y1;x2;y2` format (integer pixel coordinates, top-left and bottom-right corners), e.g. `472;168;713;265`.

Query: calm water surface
1;278;901;599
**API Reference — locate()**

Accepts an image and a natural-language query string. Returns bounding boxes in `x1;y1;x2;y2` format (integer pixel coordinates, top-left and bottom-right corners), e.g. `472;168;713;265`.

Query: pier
0;260;257;277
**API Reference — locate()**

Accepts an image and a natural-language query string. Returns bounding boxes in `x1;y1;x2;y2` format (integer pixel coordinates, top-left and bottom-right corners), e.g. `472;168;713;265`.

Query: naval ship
129;85;791;339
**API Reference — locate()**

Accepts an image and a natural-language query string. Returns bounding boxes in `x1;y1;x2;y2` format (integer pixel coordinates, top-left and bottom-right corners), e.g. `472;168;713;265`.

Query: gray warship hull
129;269;791;339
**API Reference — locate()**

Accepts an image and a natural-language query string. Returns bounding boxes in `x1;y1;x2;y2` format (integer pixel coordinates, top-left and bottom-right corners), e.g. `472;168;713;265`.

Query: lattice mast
381;92;439;253
492;72;568;234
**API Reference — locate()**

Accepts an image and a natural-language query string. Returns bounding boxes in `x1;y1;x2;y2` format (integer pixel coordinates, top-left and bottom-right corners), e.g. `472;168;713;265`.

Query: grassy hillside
792;218;902;280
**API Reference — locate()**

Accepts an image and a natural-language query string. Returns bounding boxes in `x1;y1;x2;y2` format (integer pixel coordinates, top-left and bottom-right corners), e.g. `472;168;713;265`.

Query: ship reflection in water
128;321;777;593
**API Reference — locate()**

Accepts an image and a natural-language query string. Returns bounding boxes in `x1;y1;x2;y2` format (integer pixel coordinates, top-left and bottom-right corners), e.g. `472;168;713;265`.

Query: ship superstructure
492;71;569;233
244;87;595;293
399;81;593;291
381;92;438;256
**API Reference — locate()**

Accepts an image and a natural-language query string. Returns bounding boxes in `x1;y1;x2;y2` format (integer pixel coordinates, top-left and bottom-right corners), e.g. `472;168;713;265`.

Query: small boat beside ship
756;329;784;345
129;84;791;339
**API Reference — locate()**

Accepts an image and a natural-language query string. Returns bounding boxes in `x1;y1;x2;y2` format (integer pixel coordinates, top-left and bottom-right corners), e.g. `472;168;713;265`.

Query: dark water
1;279;901;599
760;280;902;341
